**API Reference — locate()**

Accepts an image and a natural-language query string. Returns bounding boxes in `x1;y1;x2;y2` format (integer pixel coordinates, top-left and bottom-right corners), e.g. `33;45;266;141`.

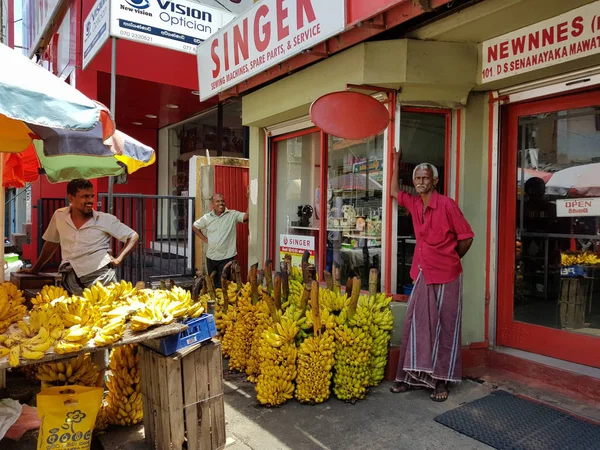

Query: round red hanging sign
309;91;390;139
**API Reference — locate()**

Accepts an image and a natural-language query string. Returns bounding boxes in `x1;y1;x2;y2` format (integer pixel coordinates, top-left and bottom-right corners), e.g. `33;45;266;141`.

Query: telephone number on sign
119;30;152;42
182;44;197;52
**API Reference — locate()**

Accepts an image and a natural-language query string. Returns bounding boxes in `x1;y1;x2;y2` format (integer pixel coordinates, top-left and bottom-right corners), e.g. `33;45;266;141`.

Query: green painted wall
459;92;489;344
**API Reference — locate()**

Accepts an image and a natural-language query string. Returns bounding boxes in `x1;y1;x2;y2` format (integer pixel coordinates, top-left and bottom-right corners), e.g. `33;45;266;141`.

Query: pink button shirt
398;190;474;285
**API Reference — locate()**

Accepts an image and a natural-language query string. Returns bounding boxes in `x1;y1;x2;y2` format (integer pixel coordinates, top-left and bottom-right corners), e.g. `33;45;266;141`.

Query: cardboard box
10;272;60;290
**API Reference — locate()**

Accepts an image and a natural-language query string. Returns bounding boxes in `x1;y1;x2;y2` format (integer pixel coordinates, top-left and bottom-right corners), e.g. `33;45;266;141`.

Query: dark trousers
206;256;235;289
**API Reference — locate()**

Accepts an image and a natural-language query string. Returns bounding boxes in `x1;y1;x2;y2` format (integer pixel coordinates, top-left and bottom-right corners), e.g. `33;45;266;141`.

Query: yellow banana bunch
561;251;600;267
295;331;335;404
32;285;69;306
290;266;303;283
0;282;27;334
366;293;393;386
283;279;303;310
105;345;143;426
94;403;110;431
333;322;373;402
94;316;127;346
215;284;236;356
228;283;257;372
129;290;174;331
36;354;100;387
319;289;349;314
245;299;273;382
255;313;299;406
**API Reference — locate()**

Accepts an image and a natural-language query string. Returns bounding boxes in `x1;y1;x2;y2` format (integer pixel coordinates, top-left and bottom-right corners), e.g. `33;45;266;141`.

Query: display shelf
288;226;320;231
0;322;188;370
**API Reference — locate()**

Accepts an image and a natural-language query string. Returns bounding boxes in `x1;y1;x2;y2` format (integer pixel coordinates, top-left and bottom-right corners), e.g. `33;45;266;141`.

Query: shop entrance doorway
498;90;600;368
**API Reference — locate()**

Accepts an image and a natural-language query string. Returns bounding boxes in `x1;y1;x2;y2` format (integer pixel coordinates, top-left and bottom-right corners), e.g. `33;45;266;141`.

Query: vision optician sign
83;0;110;69
197;0;346;101
480;2;600;83
110;0;235;54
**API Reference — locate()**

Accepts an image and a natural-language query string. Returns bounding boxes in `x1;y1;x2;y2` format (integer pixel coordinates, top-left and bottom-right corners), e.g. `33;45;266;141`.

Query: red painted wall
346;0;405;25
214;166;249;281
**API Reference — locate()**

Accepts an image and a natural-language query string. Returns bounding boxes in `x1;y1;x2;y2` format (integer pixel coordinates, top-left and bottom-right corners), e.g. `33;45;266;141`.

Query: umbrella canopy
0;43;155;186
545;163;600;197
517;168;552;184
0;43;114;152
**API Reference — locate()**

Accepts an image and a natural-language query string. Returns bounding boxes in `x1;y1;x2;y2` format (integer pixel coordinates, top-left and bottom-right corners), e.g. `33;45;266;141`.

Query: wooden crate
559;278;588;329
10;272;60;290
139;339;226;450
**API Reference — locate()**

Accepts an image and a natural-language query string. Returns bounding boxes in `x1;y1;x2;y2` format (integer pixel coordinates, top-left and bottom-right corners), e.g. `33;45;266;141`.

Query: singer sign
197;0;345;101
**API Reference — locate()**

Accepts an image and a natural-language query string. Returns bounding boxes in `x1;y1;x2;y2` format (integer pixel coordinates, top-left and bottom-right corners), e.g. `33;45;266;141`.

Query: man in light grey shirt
193;193;248;287
23;179;139;295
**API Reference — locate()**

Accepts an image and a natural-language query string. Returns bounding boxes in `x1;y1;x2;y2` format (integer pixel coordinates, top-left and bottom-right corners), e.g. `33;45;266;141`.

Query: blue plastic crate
151;314;217;356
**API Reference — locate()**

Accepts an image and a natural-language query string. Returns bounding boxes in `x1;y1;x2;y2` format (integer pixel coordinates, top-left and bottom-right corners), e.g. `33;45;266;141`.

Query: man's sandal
390;382;421;393
430;382;449;402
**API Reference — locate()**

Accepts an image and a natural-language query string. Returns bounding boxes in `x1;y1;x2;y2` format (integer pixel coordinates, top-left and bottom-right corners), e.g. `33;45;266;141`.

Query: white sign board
83;0;111;70
109;0;235;55
556;198;600;217
480;2;600;83
279;234;315;267
197;0;346;101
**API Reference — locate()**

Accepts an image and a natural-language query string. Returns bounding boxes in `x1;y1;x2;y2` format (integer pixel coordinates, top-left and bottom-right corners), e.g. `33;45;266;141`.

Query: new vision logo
125;0;150;9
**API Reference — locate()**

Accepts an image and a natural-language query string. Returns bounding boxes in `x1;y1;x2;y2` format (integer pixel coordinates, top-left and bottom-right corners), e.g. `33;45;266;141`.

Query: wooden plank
150;351;164;450
167;356;185;450
157;354;172;450
207;341;226;450
195;344;211;450
139;347;154;449
182;350;199;450
0;369;5;389
0;322;188;370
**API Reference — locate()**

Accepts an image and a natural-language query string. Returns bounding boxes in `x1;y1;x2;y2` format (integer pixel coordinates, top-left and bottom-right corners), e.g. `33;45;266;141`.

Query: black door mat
434;390;600;450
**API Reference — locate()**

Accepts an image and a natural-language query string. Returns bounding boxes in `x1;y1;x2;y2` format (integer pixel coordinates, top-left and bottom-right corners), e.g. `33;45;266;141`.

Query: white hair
413;163;439;180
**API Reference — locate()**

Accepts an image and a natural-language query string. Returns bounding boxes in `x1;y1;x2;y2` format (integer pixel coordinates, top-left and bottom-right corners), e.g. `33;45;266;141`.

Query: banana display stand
139;339;226;450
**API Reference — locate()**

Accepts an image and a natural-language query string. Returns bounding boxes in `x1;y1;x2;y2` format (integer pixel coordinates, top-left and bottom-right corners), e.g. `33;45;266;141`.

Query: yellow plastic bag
37;385;103;450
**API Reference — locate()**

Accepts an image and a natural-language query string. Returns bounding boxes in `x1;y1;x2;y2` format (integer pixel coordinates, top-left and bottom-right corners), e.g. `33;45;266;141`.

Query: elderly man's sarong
395;271;463;387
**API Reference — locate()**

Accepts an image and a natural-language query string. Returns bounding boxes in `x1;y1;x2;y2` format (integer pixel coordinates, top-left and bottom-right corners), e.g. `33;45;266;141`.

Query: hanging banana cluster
228;283;257;371
0;282;27;334
245;298;273;382
36;354;100;388
295;281;336;404
94;402;110;432
105;345;143;426
333;278;373;402
255;313;299;406
367;293;394;386
215;286;237;357
32;285;69;306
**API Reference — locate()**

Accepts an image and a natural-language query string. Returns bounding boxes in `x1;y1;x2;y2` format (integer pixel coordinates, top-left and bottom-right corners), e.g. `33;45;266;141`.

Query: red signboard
310;91;390;139
346;0;404;26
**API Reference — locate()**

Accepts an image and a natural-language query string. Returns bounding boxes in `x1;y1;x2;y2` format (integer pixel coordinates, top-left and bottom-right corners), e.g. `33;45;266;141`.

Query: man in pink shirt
390;148;474;402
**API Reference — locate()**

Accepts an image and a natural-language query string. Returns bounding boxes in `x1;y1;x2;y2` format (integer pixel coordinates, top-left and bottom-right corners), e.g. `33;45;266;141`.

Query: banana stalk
333;262;341;294
301;251;310;284
369;269;378;296
345;277;354;298
250;264;259;305
280;261;290;300
273;273;282;311
347;277;361;320
284;254;293;280
205;271;217;302
324;271;334;291
233;260;243;292
300;282;311;311
310;281;321;336
264;260;274;293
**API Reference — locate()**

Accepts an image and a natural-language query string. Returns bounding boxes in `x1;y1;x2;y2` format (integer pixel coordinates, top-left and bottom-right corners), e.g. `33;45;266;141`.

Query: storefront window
327;134;384;290
274;132;321;272
514;106;600;332
167;101;245;196
396;110;448;294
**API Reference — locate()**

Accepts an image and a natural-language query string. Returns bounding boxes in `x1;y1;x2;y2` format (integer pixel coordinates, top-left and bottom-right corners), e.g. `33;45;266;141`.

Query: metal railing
98;194;196;284
37;198;67;267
